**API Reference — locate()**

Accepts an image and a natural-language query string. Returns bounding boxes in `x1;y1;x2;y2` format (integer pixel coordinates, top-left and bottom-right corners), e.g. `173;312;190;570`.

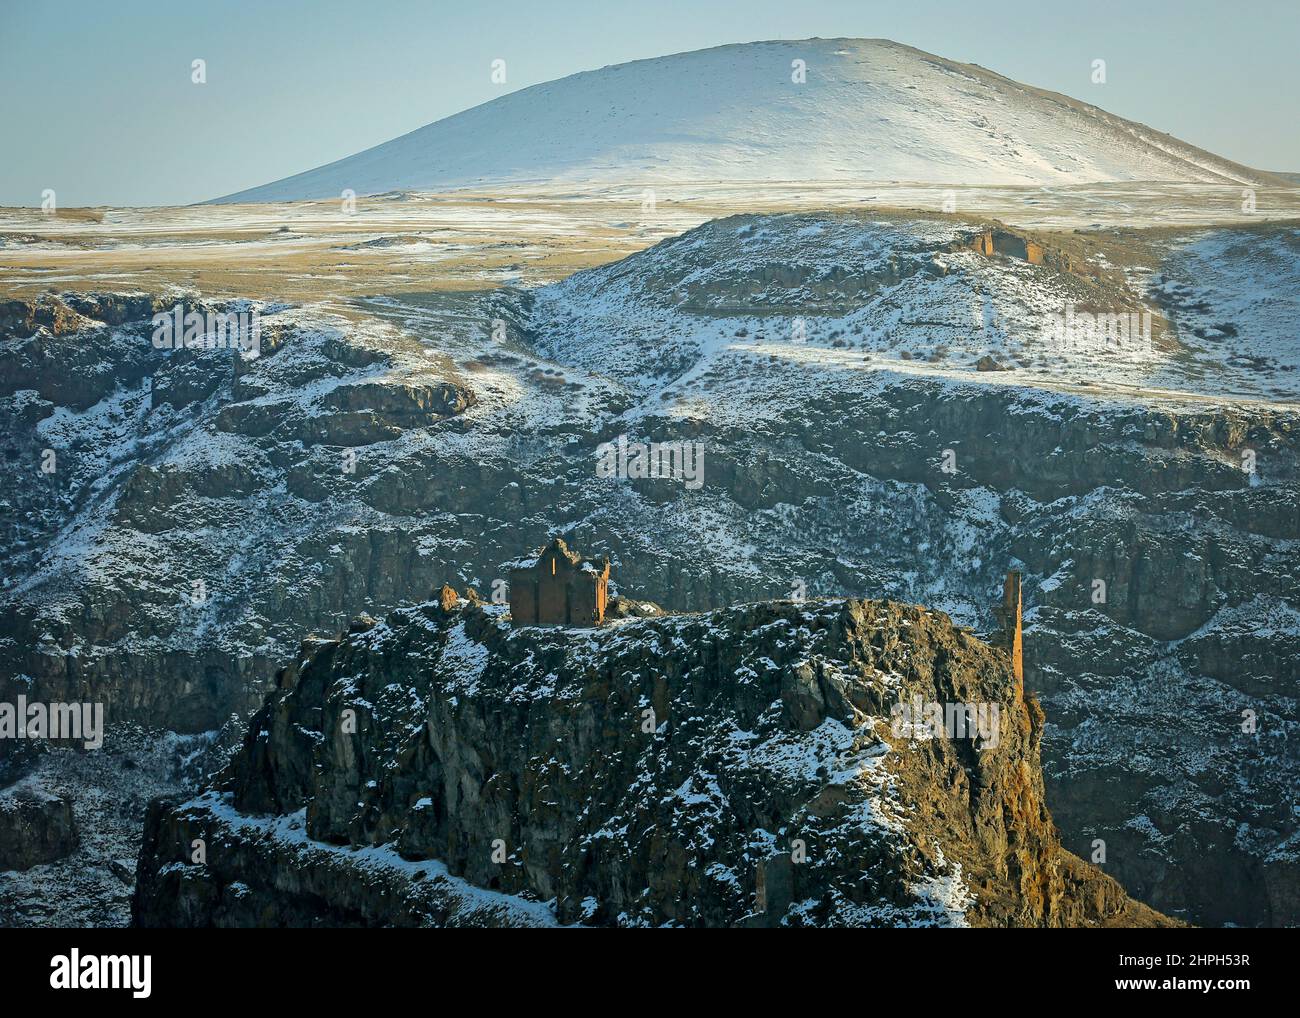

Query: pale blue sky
2;0;1296;207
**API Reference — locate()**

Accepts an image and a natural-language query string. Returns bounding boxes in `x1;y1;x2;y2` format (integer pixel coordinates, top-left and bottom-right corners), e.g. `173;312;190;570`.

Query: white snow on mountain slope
214;38;1278;203
1145;227;1300;383
526;212;1300;409
16;215;1292;679
527;214;1117;412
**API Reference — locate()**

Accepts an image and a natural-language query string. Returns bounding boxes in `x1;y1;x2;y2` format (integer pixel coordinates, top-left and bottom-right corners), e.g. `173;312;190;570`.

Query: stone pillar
1003;571;1023;694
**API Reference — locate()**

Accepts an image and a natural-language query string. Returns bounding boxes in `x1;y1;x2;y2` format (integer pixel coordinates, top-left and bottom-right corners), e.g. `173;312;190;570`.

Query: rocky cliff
6;212;1297;927
133;594;1171;927
0;783;78;872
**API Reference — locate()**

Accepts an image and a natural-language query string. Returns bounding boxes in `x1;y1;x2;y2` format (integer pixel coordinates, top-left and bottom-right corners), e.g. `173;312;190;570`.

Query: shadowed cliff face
0;786;78;871
133;596;1171;928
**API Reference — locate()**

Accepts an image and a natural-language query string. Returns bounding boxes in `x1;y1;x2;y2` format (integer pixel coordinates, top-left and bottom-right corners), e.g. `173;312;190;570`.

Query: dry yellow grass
2;183;1298;301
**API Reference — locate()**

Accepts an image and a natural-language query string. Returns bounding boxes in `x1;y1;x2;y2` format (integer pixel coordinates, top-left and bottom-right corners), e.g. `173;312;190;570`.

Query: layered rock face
0;726;226;928
0;785;79;871
134;595;1170;928
0;292;477;734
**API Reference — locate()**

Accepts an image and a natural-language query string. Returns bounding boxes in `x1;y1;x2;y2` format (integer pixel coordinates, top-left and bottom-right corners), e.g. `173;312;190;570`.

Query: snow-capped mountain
214;39;1280;204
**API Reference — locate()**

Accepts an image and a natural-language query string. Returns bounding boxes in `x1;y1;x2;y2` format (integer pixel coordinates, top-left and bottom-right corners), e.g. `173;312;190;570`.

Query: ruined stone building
992;570;1024;694
508;537;610;626
971;227;1044;265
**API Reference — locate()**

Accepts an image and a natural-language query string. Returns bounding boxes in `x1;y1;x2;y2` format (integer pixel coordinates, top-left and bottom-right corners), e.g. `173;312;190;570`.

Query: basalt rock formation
0;784;79;871
7;213;1298;928
133;594;1172;928
0;291;478;736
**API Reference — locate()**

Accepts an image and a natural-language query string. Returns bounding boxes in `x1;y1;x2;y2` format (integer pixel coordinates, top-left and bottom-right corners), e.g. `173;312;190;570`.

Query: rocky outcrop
0;726;229;927
134;595;1172;928
0;785;79;871
0;294;478;739
0;295;91;340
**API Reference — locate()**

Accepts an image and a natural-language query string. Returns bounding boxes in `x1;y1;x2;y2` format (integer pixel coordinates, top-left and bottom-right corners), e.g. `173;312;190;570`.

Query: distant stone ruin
508;538;610;627
971;228;1044;265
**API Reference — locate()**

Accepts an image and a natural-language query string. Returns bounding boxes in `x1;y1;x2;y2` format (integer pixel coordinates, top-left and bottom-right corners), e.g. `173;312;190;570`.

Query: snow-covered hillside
529;213;1300;405
214;39;1278;203
4;214;1298;928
